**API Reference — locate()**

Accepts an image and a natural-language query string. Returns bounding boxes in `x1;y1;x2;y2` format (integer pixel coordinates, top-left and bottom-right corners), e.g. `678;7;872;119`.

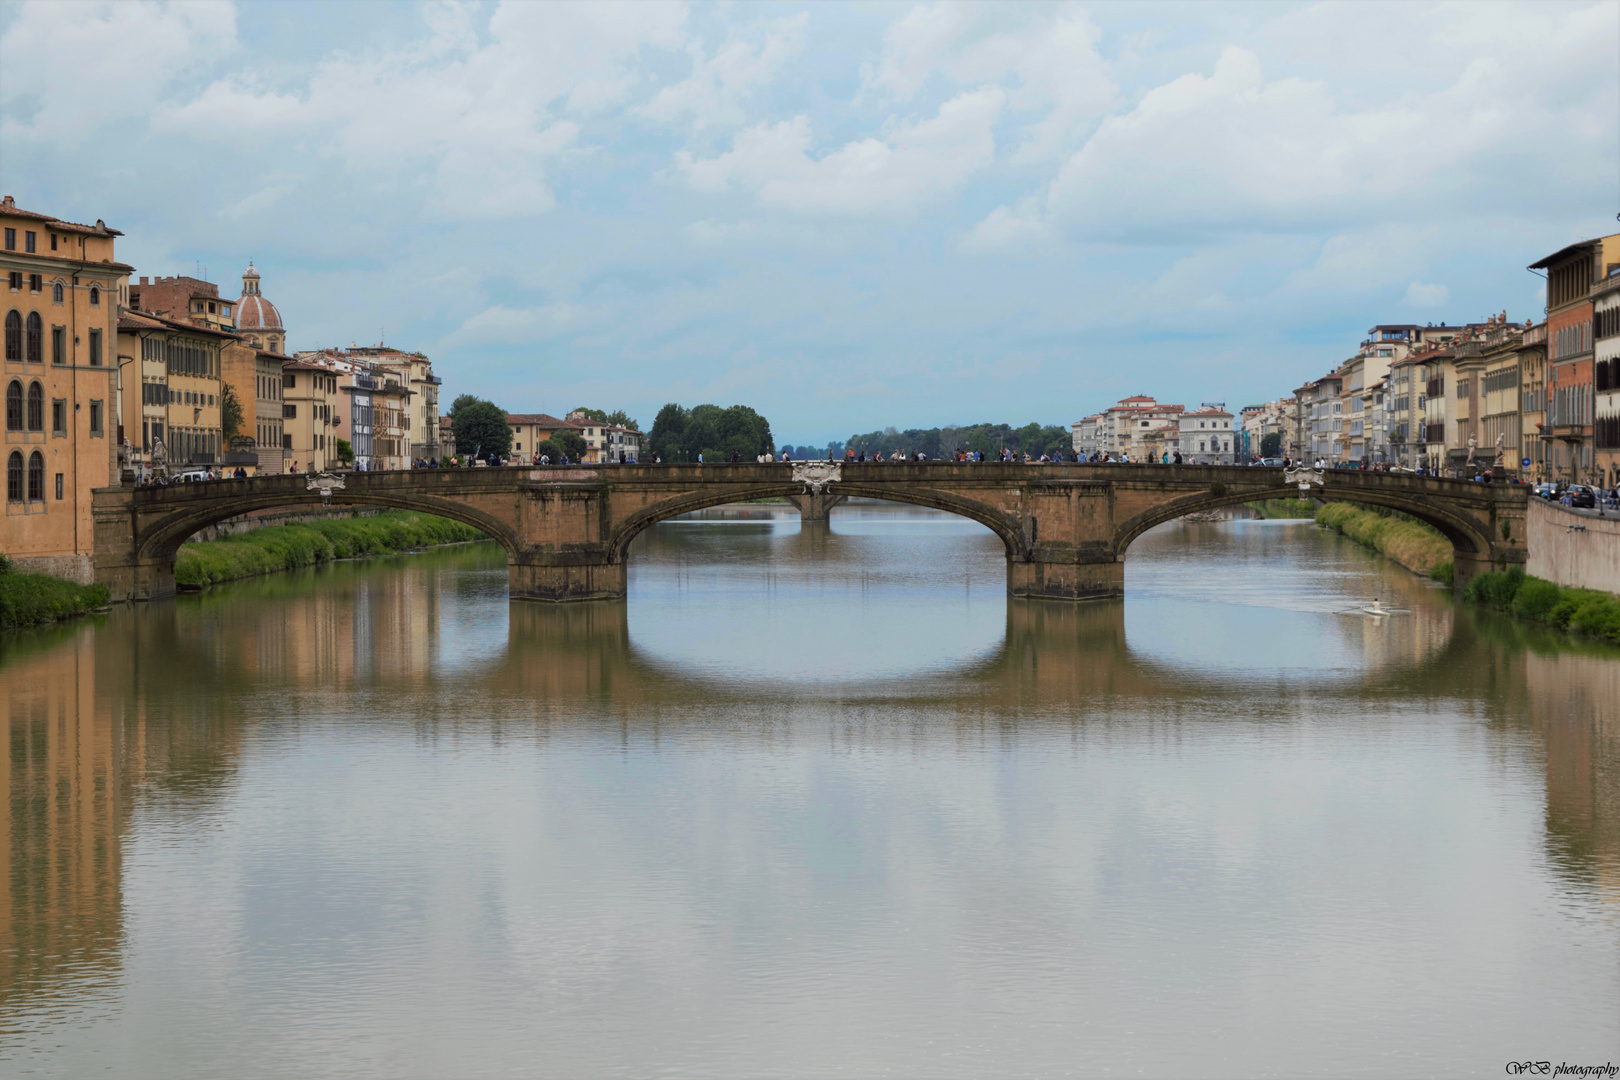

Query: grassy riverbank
1314;502;1454;584
176;511;487;588
1248;498;1317;519
0;557;110;630
1464;567;1620;646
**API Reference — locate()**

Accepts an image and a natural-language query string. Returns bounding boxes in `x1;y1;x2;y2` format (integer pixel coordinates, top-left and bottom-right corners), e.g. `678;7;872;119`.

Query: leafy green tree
450;393;482;417
335;438;355;465
571;406;608;424
646;402;771;462
843;420;1072;459
1261;432;1282;457
553;429;588;461
451;398;512;461
647;403;690;461
220;383;245;442
533;438;561;462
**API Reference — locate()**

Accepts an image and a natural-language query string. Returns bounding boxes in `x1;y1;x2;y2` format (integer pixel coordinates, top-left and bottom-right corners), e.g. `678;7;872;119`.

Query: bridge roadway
91;462;1529;603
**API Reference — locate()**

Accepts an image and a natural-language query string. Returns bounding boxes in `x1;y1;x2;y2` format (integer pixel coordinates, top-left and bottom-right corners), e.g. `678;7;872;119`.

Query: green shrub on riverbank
1314;502;1453;580
176;512;486;588
0;560;110;629
1464;567;1620;645
1248;498;1317;519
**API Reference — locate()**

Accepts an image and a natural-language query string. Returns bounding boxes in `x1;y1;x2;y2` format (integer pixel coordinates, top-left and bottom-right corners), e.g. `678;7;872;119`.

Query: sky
1;1;1616;445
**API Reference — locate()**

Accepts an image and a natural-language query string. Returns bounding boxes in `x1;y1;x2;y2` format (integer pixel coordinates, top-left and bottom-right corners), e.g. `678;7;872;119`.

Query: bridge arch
136;488;521;565
1111;482;1494;564
605;481;1026;564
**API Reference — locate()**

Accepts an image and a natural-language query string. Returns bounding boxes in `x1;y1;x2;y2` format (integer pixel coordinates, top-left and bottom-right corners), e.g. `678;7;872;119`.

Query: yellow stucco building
1;196;130;581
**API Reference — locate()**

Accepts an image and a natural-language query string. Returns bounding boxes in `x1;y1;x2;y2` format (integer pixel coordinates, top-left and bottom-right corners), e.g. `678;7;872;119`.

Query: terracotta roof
118;312;167;331
235;291;282;330
0;195;124;236
506;413;582;428
1528;237;1602;271
124;309;242;340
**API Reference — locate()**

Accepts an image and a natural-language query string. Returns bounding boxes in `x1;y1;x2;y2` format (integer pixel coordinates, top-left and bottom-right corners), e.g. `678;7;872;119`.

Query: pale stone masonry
1178;406;1234;464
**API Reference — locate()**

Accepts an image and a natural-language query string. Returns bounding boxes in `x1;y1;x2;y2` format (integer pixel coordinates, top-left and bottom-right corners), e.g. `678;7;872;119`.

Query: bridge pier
94;553;176;603
787;490;847;522
509;557;626;602
1008;558;1123;601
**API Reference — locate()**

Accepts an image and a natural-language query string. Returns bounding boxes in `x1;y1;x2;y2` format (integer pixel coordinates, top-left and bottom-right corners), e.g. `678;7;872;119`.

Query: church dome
235;262;283;331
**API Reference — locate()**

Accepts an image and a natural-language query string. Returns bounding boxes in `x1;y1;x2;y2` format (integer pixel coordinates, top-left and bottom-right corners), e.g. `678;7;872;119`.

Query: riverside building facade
1530;235;1620;483
1178;407;1234;464
1595;268;1620;487
115;310;230;473
1;195;131;581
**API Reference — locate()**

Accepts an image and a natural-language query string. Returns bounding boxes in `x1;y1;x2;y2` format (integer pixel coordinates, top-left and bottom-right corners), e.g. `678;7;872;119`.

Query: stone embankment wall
1527;499;1620;595
9;553;95;584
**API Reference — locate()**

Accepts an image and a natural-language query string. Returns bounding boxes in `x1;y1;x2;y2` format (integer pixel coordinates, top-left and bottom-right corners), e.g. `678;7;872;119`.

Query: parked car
175;469;211;483
1567;484;1597;508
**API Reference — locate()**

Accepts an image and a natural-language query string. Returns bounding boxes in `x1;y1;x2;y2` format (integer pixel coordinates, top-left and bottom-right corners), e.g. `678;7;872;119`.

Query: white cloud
0;0;235;136
150;1;688;218
641;13;807;130
676;86;1006;216
959;198;1047;254
1404;282;1449;308
969;0;1619;251
446;301;596;347
218;182;297;220
866;2;1115;161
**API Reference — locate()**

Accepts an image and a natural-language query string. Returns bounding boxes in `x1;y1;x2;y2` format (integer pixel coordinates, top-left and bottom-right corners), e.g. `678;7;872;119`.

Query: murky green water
2;504;1617;1077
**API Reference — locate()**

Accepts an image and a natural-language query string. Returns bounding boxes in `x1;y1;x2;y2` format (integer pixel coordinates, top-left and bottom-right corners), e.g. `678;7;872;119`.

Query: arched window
26;381;42;431
52;282;63;303
27;451;43;501
25;311;42;363
89;286;100;306
6;452;21;502
3;310;19;362
5;381;21;431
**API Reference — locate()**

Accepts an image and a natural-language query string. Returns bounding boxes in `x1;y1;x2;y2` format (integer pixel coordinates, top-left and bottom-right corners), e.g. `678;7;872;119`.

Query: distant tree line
448;396;637;463
780;421;1072;461
647;403;774;463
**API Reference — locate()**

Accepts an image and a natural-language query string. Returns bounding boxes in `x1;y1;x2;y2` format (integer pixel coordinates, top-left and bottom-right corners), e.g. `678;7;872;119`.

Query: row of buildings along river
1073;232;1620;487
1;194;649;584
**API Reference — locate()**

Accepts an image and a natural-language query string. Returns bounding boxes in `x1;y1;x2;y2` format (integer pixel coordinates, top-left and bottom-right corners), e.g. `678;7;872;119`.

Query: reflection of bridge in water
93;463;1528;602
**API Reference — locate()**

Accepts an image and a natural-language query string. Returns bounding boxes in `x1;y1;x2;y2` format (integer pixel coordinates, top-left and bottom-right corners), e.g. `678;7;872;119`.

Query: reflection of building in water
163;557;460;690
1526;649;1620;900
0;631;126;1011
0;616;255;1014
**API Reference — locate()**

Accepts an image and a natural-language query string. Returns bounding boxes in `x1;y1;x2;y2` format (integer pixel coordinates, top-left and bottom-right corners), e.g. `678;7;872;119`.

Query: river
1;504;1616;1077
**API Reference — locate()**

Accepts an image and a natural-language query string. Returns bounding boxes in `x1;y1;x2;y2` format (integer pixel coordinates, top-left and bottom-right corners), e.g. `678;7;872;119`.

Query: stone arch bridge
92;462;1528;603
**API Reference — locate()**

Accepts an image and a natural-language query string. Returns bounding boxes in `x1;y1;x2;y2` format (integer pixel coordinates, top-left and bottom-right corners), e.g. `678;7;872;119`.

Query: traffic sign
1522;457;1531;467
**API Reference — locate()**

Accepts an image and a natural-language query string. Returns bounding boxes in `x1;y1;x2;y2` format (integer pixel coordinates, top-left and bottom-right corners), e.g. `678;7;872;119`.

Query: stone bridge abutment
90;463;1528;603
